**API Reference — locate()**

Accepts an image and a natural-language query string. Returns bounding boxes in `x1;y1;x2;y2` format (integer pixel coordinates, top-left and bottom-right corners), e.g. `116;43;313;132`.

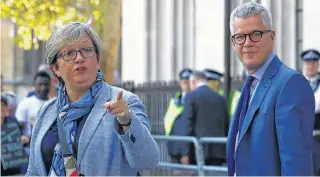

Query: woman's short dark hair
33;71;51;83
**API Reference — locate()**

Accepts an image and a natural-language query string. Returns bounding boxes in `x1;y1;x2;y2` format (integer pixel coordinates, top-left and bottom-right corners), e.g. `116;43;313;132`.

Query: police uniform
301;49;320;130
229;87;241;119
203;69;240;118
301;49;320;176
163;68;192;163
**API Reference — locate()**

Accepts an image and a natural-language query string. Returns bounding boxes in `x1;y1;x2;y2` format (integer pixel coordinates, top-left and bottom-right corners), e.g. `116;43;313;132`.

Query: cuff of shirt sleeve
113;111;144;145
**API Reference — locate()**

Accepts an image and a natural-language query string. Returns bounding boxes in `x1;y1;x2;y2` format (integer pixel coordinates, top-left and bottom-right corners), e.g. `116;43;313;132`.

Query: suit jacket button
130;135;136;143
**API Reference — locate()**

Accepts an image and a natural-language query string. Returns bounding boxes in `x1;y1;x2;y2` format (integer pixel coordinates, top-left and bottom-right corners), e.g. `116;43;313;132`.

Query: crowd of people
1;1;320;176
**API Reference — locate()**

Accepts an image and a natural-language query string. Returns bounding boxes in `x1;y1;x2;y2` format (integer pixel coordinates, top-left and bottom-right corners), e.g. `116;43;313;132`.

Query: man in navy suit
227;2;314;176
182;71;229;166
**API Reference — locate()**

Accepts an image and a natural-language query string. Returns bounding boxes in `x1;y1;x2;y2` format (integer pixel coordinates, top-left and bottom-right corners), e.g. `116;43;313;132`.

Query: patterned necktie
238;76;254;135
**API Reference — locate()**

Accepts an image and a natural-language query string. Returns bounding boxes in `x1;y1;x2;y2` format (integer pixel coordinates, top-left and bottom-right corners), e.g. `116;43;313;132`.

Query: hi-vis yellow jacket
217;88;242;118
163;92;184;136
229;89;241;118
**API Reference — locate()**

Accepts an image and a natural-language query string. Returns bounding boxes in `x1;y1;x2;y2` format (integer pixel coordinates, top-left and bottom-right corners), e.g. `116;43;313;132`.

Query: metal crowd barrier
198;137;228;174
152;135;205;176
153;131;320;176
314;130;320;136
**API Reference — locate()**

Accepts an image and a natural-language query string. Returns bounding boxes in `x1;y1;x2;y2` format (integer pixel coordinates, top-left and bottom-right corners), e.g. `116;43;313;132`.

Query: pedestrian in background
300;49;320;175
300;49;320;130
163;68;192;173
16;71;51;138
1;95;28;176
203;68;224;95
183;71;229;166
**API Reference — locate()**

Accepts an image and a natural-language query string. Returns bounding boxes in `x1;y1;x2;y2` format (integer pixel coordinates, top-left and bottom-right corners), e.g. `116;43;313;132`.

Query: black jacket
183;85;229;160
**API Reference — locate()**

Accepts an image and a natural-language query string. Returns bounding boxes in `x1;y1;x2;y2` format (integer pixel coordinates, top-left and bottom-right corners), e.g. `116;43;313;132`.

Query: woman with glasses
25;22;159;176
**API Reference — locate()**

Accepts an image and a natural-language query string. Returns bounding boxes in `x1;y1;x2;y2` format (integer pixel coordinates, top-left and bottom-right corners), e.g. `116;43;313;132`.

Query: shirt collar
307;74;319;82
197;82;208;88
250;51;276;80
181;92;186;98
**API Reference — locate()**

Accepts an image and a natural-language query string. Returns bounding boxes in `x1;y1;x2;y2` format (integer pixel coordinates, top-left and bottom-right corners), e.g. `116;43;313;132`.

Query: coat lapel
36;100;58;175
237;56;281;146
227;87;245;175
77;83;112;166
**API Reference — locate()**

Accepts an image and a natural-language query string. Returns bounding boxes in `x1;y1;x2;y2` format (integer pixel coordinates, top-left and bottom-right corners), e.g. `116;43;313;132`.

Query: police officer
203;68;239;118
163;68;192;166
301;49;320;176
301;49;320;130
203;69;224;95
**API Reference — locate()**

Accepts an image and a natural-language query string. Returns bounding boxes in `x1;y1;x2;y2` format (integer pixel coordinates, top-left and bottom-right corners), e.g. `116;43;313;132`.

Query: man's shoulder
18;96;36;107
276;63;304;82
194;86;219;95
20;96;46;106
187;86;218;100
187;89;198;98
273;64;312;95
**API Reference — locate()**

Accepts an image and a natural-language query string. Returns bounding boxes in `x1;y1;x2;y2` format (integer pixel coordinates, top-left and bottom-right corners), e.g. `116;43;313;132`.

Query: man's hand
180;155;189;165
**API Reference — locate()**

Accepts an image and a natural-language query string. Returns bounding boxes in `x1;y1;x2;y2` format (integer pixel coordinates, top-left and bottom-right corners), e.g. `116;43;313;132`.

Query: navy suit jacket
184;85;229;160
227;56;315;176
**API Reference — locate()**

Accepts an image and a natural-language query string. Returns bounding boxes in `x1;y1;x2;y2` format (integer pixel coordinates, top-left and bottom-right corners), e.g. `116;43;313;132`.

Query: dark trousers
1;164;21;176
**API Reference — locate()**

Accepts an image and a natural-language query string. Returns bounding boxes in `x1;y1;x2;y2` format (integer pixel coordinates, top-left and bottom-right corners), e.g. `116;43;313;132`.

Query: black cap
203;69;223;80
301;49;320;61
179;68;193;79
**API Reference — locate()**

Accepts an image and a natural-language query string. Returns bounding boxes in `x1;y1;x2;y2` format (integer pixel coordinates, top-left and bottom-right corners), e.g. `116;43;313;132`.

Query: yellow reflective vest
229;89;241;118
163;92;184;136
218;88;224;96
217;88;241;118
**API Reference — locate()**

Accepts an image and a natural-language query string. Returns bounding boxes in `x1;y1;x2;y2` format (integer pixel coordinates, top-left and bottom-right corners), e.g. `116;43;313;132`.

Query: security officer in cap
301;49;320;176
301;49;320;130
203;69;224;95
163;68;192;166
203;69;238;118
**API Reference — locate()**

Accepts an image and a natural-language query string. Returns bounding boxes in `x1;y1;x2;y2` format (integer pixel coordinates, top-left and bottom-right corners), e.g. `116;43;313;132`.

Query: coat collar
77;83;112;165
35;83;113;174
35;99;58;175
237;55;282;145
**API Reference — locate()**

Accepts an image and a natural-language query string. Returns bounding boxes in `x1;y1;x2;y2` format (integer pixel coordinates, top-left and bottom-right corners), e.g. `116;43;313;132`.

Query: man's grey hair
46;22;102;65
190;70;207;81
229;2;273;34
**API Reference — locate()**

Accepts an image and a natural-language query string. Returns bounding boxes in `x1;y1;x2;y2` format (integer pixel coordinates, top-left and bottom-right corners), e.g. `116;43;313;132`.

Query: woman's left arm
114;94;160;170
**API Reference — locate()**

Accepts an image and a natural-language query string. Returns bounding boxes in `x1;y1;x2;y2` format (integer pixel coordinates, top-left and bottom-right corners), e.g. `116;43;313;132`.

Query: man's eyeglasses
57;47;97;61
231;30;271;45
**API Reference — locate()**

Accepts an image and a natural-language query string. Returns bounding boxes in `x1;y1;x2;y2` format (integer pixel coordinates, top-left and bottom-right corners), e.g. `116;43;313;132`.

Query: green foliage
1;0;104;50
